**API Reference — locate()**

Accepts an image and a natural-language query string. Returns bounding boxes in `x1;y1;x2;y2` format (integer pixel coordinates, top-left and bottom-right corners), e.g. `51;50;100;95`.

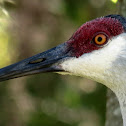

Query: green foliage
27;111;72;126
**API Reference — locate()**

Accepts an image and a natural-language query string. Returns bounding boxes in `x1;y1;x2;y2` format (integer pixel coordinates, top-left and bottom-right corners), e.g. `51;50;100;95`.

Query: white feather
60;33;126;126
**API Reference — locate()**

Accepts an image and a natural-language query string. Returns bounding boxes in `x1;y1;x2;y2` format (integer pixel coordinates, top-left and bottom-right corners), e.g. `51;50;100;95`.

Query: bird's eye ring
93;33;108;46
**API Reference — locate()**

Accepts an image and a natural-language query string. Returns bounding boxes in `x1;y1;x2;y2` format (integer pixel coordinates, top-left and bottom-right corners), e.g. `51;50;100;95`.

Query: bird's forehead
72;17;124;38
67;17;124;57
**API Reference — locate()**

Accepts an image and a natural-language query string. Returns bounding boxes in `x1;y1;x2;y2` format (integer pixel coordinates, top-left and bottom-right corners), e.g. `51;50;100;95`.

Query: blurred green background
0;0;118;126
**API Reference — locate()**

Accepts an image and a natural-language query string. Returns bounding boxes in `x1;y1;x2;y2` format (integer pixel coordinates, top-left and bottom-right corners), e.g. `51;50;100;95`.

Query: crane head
0;14;126;90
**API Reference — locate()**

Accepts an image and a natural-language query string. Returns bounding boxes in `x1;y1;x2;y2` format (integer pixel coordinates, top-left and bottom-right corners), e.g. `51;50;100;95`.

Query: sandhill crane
0;14;126;125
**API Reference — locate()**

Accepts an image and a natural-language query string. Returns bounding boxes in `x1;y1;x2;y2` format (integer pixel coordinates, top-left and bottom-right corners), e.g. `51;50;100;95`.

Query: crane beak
0;43;71;82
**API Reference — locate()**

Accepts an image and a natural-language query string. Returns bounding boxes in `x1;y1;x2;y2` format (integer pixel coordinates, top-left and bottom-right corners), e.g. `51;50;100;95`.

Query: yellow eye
94;34;107;45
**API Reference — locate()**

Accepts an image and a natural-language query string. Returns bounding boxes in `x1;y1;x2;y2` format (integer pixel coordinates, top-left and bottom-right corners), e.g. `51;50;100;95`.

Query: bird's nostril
29;58;46;64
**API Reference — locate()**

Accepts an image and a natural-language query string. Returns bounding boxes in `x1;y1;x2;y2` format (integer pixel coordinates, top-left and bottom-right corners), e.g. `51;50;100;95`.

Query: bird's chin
56;71;73;76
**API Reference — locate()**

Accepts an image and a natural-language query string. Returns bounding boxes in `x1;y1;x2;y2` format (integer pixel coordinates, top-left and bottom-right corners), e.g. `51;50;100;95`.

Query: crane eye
93;33;107;45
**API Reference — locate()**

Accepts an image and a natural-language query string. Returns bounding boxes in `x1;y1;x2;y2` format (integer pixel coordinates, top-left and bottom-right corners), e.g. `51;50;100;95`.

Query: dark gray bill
0;43;71;82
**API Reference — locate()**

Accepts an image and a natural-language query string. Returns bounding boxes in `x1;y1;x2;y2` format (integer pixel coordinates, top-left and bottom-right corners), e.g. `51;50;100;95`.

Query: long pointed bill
0;43;71;82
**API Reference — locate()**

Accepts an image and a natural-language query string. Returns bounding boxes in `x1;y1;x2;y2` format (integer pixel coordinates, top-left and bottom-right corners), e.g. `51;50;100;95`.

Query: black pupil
97;37;102;42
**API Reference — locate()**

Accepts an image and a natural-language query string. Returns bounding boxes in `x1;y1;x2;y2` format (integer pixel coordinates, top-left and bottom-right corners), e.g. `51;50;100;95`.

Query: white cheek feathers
60;33;126;90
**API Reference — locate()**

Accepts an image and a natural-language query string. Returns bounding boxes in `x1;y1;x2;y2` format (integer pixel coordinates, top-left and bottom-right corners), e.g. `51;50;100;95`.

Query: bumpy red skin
67;17;124;57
